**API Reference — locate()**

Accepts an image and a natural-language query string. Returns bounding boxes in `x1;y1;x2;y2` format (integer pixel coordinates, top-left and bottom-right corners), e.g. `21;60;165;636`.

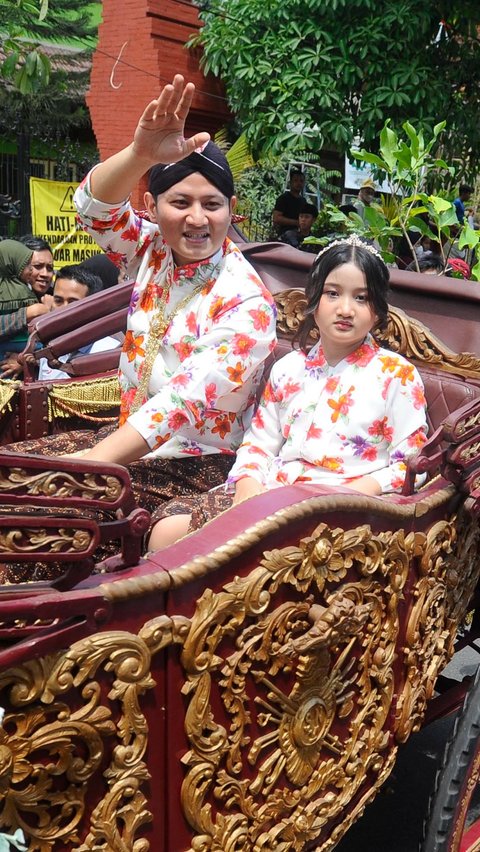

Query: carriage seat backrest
419;367;480;435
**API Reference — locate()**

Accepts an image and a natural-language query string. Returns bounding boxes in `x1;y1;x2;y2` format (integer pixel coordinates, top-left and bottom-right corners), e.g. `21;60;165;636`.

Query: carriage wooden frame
0;243;479;850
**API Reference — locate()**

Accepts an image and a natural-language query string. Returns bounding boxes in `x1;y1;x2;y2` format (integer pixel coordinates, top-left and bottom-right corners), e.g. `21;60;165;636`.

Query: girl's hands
132;74;210;168
232;477;266;505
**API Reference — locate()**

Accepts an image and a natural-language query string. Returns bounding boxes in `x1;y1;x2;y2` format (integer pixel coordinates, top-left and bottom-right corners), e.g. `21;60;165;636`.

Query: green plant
351;121;480;279
191;0;480;180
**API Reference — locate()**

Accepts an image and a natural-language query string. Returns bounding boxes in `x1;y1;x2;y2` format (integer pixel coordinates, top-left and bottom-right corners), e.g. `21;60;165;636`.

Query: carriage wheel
422;666;480;852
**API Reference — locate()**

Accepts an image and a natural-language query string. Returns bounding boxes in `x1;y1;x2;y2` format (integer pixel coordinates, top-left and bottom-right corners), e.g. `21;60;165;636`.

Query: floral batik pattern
74;175;277;460
228;334;428;493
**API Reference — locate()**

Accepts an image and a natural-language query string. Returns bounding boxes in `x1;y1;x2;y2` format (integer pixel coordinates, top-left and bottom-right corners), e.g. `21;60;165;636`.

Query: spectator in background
272;168;305;235
354;178;376;222
280;201;318;252
414;235;432;259
37;265;120;381
1;264;120;379
466;208;479;230
406;253;446;275
0;239;50;359
80;252;121;289
18;235;54;297
339;203;357;217
453;184;474;225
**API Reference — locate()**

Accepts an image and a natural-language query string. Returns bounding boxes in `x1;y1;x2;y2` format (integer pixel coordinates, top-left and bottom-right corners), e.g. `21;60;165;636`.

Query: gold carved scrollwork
180;523;419;851
460;440;480;463
0;467;123;502
0;617;189;850
0;526;92;555
375;306;480;378
274;291;311;341
395;512;480;742
456;410;480;438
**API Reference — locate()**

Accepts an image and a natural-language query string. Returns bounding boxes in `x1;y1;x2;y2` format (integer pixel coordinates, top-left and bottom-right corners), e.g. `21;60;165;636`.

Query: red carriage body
0;244;479;850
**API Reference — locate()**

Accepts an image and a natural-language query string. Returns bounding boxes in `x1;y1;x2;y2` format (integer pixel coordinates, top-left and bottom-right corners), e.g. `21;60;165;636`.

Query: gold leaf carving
0;526;92;554
0;617;190;850
456;410;480;437
375;306;480;378
274;291;310;341
180;522;417;850
0;467;122;502
395;511;480;742
460;440;480;463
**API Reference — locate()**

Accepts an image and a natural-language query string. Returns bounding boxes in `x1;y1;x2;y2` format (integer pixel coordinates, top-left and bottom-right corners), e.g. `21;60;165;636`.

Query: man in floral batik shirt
71;75;277;515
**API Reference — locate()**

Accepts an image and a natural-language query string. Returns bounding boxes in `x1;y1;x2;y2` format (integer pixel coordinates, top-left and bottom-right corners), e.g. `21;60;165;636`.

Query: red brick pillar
87;0;231;210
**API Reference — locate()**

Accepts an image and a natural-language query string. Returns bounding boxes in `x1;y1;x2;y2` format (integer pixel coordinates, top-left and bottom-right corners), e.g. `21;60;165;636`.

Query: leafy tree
192;0;480;181
0;0;96;93
0;0;98;230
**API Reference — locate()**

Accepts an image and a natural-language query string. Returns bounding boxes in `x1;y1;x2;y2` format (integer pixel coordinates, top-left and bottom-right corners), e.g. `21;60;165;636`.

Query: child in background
147;234;429;549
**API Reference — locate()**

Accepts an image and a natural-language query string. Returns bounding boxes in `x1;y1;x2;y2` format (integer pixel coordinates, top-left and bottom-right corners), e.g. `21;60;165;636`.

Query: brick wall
87;0;230;208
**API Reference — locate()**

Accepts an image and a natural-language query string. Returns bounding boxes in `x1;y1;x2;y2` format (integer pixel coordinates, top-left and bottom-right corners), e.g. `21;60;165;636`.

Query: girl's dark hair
295;240;390;352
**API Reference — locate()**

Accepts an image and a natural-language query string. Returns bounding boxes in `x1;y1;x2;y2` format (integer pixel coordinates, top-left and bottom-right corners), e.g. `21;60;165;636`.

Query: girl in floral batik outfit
148;235;428;549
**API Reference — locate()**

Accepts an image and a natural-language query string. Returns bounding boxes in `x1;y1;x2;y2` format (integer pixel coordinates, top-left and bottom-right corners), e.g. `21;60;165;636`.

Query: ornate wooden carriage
0;245;479;850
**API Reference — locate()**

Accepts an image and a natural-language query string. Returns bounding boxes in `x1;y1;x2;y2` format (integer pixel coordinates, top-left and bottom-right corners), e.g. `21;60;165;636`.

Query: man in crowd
453;184;474;225
272;168;306;235
354;178;376;221
0;264;119;379
18;235;54;297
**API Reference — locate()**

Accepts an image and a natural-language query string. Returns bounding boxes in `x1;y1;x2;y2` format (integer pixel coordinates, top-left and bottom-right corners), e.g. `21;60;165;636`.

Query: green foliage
0;0;96;94
0;0;97;170
192;0;480;180
352;120;480;279
234;155;340;241
0;86;96;175
234;160;291;240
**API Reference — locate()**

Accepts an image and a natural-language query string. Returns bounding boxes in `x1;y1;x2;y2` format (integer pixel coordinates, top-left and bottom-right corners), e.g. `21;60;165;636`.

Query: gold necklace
129;277;208;415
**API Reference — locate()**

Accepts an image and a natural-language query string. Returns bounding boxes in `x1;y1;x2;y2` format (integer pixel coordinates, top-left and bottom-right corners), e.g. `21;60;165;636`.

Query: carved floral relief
180;522;422;851
0;512;477;851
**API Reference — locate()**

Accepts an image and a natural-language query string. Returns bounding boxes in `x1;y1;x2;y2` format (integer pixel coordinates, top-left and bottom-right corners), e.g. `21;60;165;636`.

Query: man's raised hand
132;74;210;167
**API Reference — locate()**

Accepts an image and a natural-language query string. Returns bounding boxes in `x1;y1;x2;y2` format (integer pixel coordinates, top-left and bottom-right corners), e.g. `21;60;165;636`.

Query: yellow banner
29;177;102;269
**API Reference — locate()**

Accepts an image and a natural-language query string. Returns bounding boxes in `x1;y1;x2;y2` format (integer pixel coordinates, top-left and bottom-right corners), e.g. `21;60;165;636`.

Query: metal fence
234;203;275;243
0;150;80;238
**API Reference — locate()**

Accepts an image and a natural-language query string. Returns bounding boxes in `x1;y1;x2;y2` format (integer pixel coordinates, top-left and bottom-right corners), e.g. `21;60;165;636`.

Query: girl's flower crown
315;233;385;264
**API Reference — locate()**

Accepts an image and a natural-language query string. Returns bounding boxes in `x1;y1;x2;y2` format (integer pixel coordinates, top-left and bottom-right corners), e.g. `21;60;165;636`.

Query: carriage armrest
29;280;133;344
49;349;121;377
403;394;480;502
33;308;126;362
0;452;151;589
